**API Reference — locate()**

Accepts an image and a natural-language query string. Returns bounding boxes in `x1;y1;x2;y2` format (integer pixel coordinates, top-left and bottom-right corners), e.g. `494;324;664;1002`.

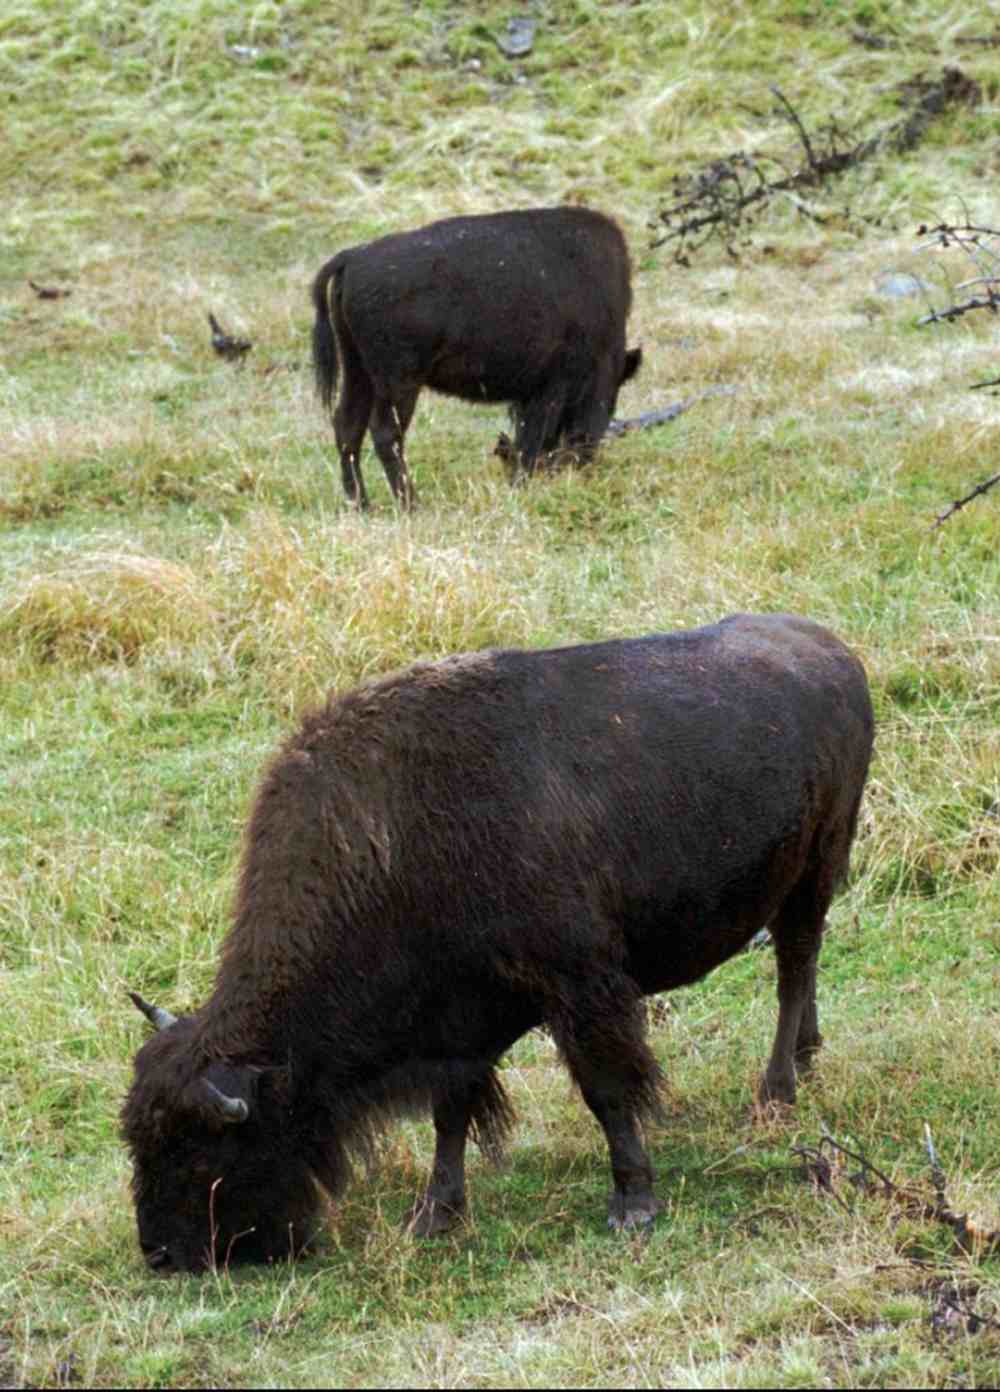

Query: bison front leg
512;388;566;478
407;1093;472;1238
587;1094;660;1232
561;383;615;465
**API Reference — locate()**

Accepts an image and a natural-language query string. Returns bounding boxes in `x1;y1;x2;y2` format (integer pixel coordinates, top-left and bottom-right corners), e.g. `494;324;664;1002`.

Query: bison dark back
310;206;641;508
122;613;873;1272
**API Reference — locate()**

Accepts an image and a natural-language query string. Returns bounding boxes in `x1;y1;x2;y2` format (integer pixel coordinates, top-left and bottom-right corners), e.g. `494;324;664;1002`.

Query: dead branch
932;472;1000;528
606;385;739;437
792;1127;1000;1258
651;69;980;262
917;289;1000;325
916;220;1000;521
929;1281;1000;1338
955;31;1000;48
915;219;1000;324
770;84;819;173
917;220;1000;246
790;1140;855;1214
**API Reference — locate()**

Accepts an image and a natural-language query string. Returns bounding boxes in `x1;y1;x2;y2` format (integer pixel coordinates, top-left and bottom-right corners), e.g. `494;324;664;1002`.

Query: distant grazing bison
122;613;873;1274
310;206;641;508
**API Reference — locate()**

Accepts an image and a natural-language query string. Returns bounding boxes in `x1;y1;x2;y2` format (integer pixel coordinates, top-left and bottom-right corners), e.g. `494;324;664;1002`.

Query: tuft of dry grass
0;550;218;664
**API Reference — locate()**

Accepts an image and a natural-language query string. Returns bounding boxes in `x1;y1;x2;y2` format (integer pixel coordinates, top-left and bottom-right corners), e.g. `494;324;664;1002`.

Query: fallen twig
931;472;1000;528
915;219;1000;324
917;289;1000;325
606;385;739;436
29;279;72;300
792;1127;1000;1257
929;1281;1000;1338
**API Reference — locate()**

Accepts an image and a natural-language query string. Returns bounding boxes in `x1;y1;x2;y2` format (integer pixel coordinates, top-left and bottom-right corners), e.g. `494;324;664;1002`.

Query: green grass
3;0;1000;1386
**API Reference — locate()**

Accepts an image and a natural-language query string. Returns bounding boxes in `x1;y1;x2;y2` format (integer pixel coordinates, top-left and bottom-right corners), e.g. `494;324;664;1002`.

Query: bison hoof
406;1197;464;1238
607;1195;660;1234
757;1071;797;1108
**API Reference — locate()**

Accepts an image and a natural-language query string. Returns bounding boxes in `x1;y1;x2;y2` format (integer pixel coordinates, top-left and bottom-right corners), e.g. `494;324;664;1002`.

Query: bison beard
121;613;874;1273
310;206;641;508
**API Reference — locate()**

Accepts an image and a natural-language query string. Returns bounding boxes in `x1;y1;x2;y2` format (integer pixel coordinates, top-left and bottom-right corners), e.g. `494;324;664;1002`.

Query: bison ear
622;347;642;383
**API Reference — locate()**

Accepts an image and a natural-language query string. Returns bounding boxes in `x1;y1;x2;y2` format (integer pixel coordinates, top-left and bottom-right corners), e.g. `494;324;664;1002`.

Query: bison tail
310;257;343;418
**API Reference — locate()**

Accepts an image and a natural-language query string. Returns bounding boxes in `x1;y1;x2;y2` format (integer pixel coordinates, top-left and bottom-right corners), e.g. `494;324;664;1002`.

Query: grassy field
2;0;1000;1385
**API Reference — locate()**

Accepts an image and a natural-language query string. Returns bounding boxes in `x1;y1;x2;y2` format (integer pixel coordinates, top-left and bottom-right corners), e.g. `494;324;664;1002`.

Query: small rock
497;17;535;58
875;271;927;299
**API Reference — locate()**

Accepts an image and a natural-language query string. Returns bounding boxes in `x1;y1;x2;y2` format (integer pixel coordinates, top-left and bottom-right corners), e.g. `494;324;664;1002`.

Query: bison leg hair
369;390;418;509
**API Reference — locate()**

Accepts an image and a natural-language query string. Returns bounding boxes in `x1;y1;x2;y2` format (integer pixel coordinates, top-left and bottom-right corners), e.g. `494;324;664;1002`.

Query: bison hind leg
759;857;840;1107
408;1064;513;1239
549;981;664;1232
331;325;375;509
369;389;418;509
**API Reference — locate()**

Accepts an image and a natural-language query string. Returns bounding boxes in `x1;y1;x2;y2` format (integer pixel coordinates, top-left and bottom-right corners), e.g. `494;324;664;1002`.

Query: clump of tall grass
218;507;545;711
0;550;218;664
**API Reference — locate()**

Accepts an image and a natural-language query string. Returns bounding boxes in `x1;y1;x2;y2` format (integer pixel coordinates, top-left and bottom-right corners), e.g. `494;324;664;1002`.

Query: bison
310;206;642;508
122;613;873;1273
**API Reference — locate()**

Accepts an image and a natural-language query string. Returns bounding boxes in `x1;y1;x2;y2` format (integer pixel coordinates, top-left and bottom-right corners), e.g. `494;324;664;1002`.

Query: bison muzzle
311;206;641;508
122;613;873;1272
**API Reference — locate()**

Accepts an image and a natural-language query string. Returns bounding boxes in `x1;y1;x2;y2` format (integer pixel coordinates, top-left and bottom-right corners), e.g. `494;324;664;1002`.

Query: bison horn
129;990;178;1032
204;1080;249;1125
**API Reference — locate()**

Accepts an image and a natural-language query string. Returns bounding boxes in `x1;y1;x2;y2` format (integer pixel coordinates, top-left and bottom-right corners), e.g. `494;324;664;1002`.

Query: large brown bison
310;206;641;508
122;613;873;1273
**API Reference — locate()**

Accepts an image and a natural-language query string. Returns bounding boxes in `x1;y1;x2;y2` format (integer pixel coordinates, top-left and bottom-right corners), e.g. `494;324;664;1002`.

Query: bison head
121;992;321;1273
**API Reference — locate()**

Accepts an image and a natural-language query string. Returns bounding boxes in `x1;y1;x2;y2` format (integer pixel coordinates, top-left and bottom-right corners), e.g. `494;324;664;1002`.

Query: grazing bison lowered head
123;997;320;1272
311;206;642;509
122;613;873;1273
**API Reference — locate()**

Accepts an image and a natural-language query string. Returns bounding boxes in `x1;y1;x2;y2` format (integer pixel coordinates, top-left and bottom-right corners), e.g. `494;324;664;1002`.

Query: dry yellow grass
0;551;218;663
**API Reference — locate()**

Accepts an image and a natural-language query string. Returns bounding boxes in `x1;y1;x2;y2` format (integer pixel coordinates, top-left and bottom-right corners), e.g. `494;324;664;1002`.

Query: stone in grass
875;271;928;299
497;17;535;57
